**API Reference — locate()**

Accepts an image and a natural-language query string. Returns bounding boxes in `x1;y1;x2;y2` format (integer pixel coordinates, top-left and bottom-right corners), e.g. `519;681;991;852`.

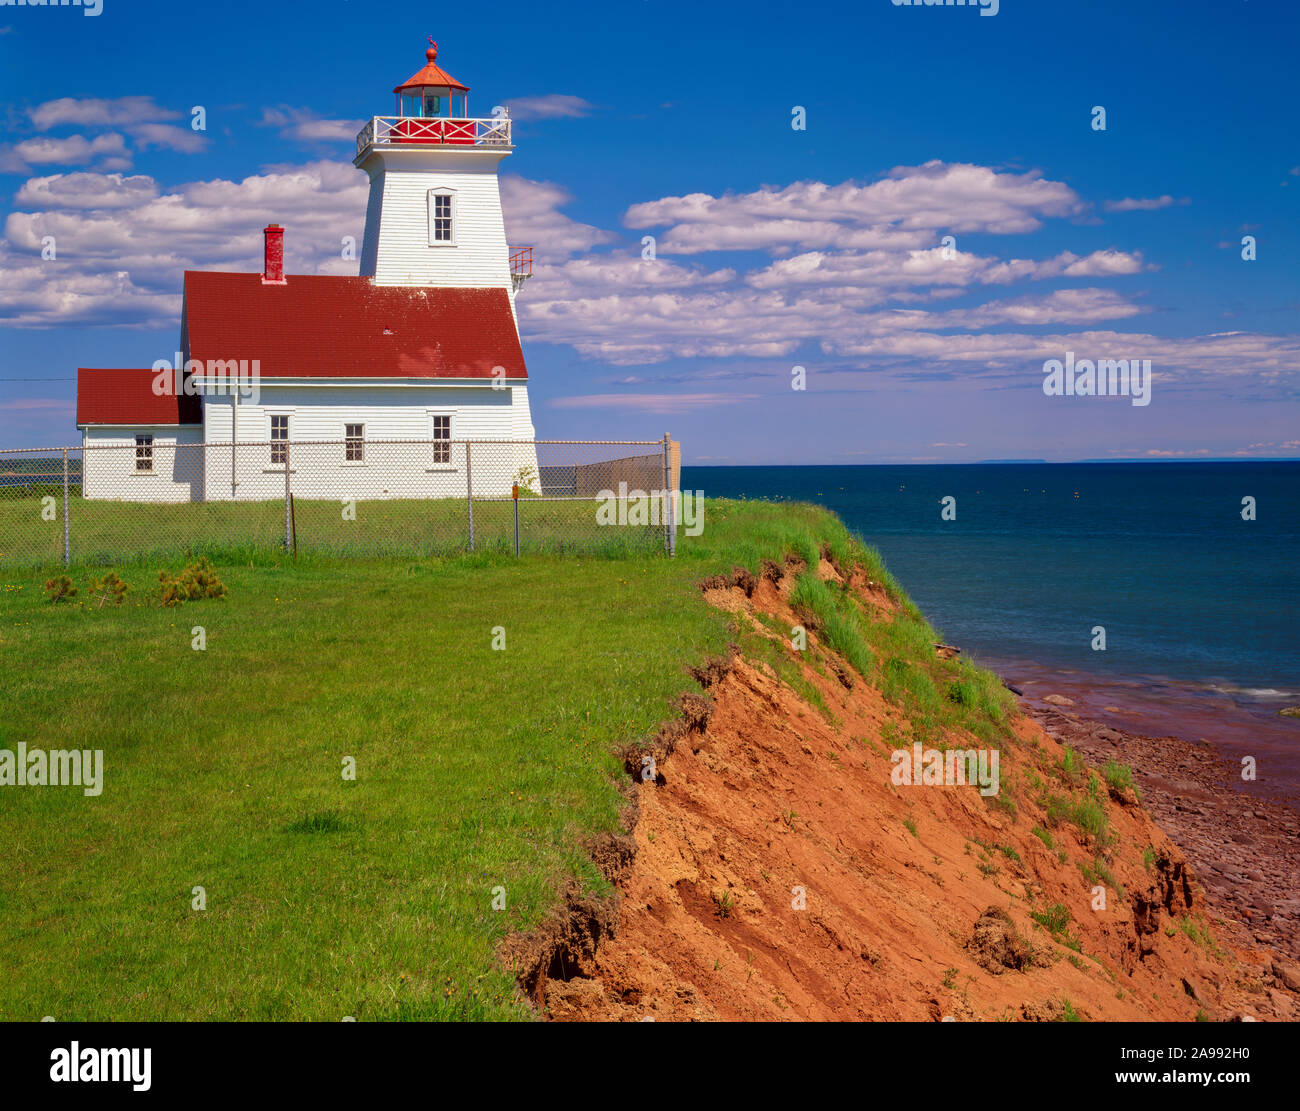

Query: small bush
1071;797;1110;844
159;558;227;606
1031;902;1071;935
43;575;77;603
1043;793;1110;846
1060;745;1086;787
1102;759;1139;798
947;680;977;707
87;571;128;607
510;464;541;495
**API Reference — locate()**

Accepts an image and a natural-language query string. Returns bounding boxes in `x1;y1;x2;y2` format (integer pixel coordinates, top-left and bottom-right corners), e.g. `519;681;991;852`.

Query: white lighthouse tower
354;39;531;295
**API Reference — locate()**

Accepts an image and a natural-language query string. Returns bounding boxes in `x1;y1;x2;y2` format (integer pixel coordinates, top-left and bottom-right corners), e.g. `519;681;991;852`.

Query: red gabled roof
182;273;526;380
76;369;202;427
394;41;469;93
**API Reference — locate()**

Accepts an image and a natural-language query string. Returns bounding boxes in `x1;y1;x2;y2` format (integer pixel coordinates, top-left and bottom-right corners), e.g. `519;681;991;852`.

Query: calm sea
684;462;1300;791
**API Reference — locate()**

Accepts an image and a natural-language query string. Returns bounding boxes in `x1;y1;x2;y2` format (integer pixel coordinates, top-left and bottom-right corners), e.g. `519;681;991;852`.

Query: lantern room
394;39;469;118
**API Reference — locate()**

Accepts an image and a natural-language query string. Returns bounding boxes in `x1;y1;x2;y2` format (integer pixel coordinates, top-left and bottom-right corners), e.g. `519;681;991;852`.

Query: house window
270;414;289;465
431;414;451;464
428;190;454;245
135;434;153;473
345;423;364;462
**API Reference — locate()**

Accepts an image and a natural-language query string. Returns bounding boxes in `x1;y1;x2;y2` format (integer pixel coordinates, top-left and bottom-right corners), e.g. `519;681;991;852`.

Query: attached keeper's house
76;40;537;502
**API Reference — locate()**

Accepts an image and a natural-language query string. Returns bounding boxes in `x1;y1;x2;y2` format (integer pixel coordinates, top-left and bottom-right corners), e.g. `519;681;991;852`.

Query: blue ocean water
683;462;1299;698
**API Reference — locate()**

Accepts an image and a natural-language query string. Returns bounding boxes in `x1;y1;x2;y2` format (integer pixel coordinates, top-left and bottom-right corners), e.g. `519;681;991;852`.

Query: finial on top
426;37;437;62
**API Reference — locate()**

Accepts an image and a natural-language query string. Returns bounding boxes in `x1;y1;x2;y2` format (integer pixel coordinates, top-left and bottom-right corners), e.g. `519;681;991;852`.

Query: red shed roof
394;41;469;93
182;273;526;380
77;368;202;427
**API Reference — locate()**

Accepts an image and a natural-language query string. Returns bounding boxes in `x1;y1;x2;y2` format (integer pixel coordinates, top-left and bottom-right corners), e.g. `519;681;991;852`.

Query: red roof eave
76;368;203;427
394;64;469;94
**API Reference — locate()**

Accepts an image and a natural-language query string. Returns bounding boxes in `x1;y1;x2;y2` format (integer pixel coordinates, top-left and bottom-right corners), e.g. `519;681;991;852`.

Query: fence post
512;484;520;557
662;433;675;556
62;447;70;567
283;440;291;552
231;390;238;499
465;441;475;551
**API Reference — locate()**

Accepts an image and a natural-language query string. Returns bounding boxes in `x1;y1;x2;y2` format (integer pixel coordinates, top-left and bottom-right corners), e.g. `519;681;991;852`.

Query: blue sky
1;0;1296;461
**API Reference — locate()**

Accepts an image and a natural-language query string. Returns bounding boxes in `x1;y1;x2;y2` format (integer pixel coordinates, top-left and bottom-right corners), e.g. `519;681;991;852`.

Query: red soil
511;564;1300;1022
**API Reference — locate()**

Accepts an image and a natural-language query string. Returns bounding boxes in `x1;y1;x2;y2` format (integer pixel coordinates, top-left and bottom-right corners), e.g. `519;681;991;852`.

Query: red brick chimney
262;224;286;285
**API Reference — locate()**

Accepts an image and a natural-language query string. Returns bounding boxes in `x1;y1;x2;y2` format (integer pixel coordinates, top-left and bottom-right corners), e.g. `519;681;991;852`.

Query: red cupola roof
394;39;469;93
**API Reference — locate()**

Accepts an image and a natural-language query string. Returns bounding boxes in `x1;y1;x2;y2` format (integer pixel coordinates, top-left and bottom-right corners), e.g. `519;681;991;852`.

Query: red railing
356;116;512;158
509;246;533;279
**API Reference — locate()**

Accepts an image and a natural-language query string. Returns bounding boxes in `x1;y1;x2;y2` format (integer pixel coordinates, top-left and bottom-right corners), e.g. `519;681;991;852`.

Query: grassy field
0;499;859;1019
0;492;664;569
0;498;1012;1020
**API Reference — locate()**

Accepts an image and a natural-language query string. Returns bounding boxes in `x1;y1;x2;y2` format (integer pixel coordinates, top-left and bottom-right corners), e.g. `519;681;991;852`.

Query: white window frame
344;422;365;463
269;413;290;465
428;412;453;467
134;434;154;473
427;188;457;247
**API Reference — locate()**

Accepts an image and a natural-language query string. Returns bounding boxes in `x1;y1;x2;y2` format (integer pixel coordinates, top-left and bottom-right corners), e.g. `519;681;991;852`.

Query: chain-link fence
0;439;682;569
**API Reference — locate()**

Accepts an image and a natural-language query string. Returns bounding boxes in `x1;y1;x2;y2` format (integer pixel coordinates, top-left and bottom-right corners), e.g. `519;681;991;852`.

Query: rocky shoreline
1023;698;1300;969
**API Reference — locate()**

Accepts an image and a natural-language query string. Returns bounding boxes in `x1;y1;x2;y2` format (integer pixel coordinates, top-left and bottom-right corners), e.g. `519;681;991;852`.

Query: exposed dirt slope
512;561;1298;1021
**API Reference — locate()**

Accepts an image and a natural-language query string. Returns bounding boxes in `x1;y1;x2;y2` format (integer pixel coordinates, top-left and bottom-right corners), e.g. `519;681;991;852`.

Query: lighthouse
354;40;531;295
75;38;539;504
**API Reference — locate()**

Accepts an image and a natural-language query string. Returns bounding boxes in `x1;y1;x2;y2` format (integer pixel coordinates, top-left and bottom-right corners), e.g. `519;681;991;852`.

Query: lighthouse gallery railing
356;116;512;158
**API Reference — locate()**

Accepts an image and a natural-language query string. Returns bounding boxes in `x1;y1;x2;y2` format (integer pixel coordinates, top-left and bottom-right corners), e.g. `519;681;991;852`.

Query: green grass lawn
0;492;665;570
0;499;878;1020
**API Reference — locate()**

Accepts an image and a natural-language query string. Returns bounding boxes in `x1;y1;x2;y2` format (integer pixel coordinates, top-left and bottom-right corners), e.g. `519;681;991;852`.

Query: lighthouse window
345;423;365;462
270;414;289;464
135;435;154;473
431;414;451;464
423;94;441;117
429;191;454;244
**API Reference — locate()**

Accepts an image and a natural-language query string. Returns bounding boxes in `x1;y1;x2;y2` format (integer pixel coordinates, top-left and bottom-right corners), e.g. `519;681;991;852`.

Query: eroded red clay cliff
512;561;1297;1021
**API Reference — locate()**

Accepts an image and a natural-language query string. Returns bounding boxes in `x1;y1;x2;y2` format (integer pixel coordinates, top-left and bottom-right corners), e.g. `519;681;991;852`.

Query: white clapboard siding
82;426;205;503
198;382;537;502
358;149;513;289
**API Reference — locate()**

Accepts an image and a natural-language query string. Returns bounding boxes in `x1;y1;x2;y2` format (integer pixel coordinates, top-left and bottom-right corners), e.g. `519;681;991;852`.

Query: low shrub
43;575;76;603
159;557;227;606
87;571;129;607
